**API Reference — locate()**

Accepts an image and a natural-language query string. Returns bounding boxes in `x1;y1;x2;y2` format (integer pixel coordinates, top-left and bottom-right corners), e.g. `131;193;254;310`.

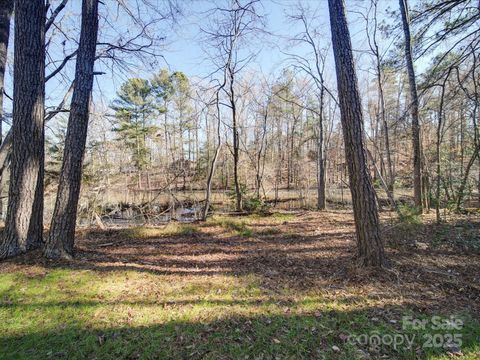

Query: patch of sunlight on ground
119;223;200;239
1;268;479;359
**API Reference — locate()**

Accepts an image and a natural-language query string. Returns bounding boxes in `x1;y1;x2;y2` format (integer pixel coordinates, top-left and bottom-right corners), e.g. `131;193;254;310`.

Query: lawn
1;211;479;359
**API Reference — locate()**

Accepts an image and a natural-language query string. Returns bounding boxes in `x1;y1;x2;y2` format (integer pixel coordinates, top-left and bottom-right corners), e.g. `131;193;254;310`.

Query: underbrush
385;212;480;254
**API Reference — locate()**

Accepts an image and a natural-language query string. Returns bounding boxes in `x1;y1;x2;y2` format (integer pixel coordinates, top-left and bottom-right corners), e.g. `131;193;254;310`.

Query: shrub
398;203;422;224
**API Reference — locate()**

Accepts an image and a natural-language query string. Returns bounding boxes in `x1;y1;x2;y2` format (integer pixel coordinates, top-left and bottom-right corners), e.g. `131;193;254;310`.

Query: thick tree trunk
399;0;423;211
0;83;73;199
0;0;13;219
0;0;45;259
44;0;99;259
328;0;385;267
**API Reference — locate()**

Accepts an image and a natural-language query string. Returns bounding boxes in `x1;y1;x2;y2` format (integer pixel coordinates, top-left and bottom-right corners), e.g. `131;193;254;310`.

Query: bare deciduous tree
399;0;423;211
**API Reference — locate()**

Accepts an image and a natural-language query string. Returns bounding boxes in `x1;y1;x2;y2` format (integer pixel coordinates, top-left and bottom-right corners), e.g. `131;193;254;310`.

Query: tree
328;0;385;266
44;0;100;259
0;0;72;205
287;5;332;209
151;69;174;165
399;0;423;211
170;71;193;189
111;78;155;173
203;0;264;212
366;0;394;193
455;53;480;210
0;0;45;259
202;87;223;221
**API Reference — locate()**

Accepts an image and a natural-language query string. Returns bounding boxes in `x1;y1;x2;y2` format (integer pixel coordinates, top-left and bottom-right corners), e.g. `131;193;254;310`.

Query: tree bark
328;0;385;267
399;0;423;211
229;66;242;212
202;92;222;221
317;93;326;210
44;0;99;259
435;74;449;223
0;0;45;259
0;0;13;219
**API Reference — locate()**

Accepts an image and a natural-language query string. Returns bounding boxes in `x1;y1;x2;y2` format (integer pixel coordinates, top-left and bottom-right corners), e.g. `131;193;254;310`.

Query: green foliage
226;184;269;214
111;70;194;172
398;203;422;224
270;212;295;222
111;78;157;170
243;195;269;214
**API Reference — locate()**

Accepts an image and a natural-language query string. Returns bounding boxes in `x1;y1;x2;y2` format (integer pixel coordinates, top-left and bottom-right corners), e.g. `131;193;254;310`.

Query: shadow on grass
2;212;480;322
1;307;479;360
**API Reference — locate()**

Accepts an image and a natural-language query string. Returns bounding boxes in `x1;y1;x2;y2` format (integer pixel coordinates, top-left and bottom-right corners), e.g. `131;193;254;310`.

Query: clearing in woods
1;211;479;359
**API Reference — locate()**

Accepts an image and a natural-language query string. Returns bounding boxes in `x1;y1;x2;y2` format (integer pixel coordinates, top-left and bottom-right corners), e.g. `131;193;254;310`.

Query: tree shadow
1;305;478;360
2;211;480;316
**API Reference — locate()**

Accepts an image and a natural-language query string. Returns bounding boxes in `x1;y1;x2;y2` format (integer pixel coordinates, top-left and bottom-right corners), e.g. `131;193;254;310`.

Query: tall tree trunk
369;0;394;193
44;0;99;259
376;59;394;193
328;0;385;267
399;0;423;211
0;0;45;259
255;105;268;199
0;83;73;198
202;92;222;221
317;93;326;210
435;74;449;223
0;0;13;220
229;67;242;212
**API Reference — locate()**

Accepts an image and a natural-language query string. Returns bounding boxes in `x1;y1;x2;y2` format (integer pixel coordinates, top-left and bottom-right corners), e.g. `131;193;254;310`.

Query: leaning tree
328;0;385;266
44;0;100;259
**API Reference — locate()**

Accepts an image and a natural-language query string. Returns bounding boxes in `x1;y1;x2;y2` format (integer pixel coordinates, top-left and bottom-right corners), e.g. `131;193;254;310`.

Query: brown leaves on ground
1;210;479;317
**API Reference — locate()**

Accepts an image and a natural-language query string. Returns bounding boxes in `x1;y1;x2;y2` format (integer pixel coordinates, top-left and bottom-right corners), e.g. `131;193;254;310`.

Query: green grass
1;268;479;359
1;211;479;359
269;212;295;222
118;223;200;239
203;212;294;237
204;215;253;237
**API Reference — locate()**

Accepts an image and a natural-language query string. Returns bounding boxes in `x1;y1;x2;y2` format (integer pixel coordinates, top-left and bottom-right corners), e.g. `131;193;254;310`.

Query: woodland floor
0;210;479;359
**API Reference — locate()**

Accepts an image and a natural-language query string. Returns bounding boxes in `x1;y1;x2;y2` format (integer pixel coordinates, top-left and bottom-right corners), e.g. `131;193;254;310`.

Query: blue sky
3;0;408;127
86;0;384;103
